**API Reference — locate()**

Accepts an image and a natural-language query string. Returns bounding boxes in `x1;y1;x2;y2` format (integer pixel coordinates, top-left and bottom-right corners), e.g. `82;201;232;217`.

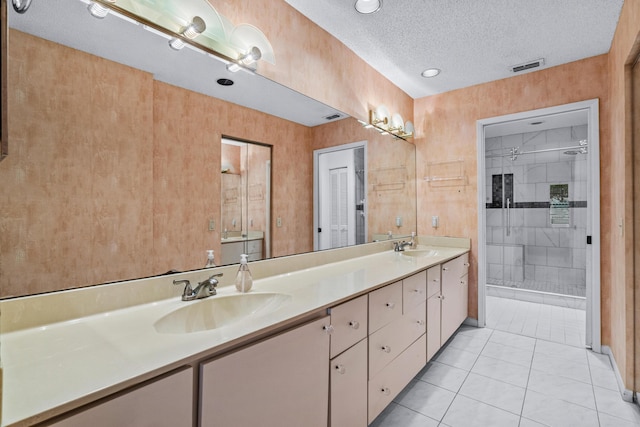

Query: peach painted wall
213;0;413;124
413;55;609;356
311;119;417;239
2;31;155;297
606;0;640;391
152;80;313;274
1;30;315;297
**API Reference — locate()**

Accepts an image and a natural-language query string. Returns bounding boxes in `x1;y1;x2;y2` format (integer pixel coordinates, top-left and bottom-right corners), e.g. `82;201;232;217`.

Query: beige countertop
0;238;469;426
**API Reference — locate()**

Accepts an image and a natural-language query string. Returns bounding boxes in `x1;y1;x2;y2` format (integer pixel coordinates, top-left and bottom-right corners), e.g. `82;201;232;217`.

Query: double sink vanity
0;236;470;427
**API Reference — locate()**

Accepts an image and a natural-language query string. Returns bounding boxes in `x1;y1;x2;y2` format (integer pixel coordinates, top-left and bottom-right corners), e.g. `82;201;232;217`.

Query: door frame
476;99;601;352
313;141;367;251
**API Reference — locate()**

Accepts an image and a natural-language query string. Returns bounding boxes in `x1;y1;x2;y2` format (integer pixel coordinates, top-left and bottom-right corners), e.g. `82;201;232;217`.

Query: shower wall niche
485;125;588;298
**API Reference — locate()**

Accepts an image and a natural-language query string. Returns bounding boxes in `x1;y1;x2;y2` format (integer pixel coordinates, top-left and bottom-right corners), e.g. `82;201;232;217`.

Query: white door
317;149;355;250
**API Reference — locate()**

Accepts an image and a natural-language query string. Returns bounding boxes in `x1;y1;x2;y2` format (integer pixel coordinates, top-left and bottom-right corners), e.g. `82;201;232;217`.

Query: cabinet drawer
368;334;427;424
246;239;262;254
330;338;368;427
426;265;441;298
368;301;426;379
329;295;368;358
402;270;427;314
369;281;403;333
443;253;469;279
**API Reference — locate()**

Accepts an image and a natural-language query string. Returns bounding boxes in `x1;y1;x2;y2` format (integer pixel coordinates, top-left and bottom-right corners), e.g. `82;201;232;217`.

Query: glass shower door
486;143;524;291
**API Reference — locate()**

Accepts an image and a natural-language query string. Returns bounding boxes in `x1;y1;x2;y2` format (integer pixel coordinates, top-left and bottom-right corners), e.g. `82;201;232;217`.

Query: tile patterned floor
371;326;640;427
486;295;586;347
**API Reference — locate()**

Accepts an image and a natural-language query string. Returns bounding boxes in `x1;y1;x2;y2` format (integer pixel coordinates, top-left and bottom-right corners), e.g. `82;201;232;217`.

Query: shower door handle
506;198;511;236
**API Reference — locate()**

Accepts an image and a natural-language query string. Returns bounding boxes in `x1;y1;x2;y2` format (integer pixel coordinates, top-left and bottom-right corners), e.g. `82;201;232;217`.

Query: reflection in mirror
220;138;271;265
1;0;416;299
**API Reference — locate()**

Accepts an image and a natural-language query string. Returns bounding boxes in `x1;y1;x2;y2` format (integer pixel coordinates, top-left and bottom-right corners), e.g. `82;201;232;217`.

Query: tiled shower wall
485;125;588;297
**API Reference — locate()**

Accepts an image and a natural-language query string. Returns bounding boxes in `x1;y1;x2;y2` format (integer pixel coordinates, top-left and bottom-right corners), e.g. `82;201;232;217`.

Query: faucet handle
173;279;193;297
199;273;223;288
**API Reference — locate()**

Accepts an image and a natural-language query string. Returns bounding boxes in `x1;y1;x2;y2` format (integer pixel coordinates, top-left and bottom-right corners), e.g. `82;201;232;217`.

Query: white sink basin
154;292;292;334
400;248;441;257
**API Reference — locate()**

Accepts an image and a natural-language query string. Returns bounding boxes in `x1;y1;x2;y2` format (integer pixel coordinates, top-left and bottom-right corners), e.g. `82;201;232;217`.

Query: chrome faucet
394;241;413;252
173;273;223;301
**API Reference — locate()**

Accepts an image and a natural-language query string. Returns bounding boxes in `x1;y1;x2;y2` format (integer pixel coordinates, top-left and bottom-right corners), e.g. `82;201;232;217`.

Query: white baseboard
601;345;635;402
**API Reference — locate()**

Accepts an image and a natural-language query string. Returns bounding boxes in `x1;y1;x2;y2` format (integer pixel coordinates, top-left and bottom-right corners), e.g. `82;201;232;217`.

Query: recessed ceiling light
355;0;382;14
217;78;234;86
421;68;441;78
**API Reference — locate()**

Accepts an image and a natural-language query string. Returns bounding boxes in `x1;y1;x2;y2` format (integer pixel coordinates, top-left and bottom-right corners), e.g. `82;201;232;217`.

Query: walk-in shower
483;119;589;309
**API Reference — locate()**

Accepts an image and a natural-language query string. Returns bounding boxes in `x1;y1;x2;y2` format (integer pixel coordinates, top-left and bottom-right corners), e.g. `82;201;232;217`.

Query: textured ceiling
285;0;624;99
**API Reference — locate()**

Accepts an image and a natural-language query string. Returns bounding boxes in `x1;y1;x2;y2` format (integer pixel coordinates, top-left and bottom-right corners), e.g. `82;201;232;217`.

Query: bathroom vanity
0;237;470;426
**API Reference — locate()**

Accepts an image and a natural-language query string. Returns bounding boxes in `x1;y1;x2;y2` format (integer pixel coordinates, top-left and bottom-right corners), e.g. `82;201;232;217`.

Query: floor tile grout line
437;328;495;424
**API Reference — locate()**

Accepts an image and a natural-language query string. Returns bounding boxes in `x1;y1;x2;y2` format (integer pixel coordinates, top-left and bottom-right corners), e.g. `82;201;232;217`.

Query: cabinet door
329;294;368;358
200;317;330;427
330;338;368;427
50;368;193;427
402;270;427;314
441;255;469;345
426;293;441;361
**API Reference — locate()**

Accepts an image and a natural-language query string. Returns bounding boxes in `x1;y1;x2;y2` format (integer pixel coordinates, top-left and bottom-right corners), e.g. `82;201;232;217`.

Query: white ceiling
9;0;624;131
285;0;624;99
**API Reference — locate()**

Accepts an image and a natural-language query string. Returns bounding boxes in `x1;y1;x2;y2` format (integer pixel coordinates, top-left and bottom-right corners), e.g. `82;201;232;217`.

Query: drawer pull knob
417;320;425;326
460;280;466;285
335;364;346;374
443;267;449;271
323;325;334;335
385;302;395;309
464;262;470;267
413;289;423;294
381;387;391;395
381;345;391;353
349;320;360;330
432;278;439;282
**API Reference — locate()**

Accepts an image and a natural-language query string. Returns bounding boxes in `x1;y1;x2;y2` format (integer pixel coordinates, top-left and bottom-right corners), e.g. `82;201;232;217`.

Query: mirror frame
1;0;8;161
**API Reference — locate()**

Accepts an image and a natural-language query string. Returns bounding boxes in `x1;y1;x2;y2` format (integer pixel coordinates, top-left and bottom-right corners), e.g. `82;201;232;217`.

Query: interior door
318;149;355;250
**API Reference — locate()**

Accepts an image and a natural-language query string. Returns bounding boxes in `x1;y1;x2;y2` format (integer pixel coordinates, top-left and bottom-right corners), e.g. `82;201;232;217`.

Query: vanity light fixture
169;16;207;51
362;105;414;140
226;46;262;72
88;0;116;19
355;0;382;14
421;68;441;78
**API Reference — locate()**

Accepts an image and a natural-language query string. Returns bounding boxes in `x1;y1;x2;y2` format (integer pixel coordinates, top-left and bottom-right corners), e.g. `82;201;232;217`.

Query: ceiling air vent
324;113;342;121
510;58;545;73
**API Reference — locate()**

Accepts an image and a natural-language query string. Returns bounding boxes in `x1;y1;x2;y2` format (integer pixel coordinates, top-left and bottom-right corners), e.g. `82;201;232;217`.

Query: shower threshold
486;284;585;310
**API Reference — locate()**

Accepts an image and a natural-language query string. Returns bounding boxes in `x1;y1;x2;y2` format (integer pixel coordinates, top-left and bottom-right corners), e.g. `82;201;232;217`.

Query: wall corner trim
601;345;635;402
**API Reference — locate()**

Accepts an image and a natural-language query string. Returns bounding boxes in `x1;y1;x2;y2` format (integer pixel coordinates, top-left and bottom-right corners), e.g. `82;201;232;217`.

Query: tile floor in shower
370;324;640;427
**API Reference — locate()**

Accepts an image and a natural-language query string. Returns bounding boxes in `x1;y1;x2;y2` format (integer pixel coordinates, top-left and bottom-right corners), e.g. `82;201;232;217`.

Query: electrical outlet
276;217;282;227
395;216;402;227
432;216;439;228
208;219;215;231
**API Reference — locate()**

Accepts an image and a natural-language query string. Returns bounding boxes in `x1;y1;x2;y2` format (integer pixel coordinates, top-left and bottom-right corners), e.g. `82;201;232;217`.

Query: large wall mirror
1;0;416;299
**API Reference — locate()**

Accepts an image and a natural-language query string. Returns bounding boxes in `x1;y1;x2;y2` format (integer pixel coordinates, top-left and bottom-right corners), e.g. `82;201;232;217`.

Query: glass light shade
355;0;382;14
229;24;276;65
88;2;110;18
390;113;404;132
